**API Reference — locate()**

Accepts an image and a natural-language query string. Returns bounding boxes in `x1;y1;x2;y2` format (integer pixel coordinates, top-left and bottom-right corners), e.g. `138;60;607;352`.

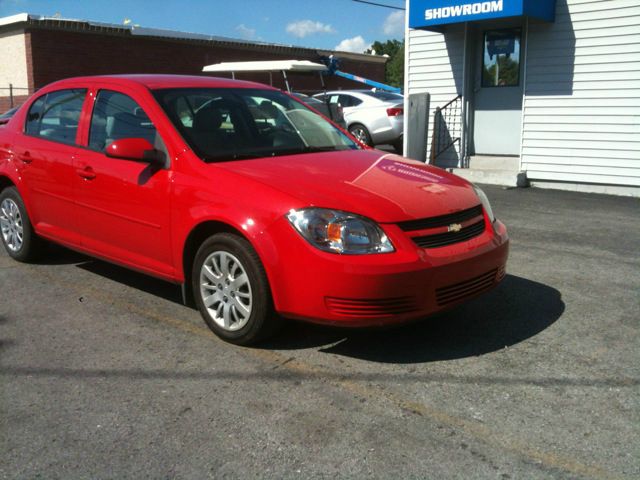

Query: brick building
0;13;387;112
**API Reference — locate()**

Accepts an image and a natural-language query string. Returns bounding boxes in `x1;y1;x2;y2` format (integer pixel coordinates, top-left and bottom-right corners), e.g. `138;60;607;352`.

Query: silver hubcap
200;251;252;331
0;198;24;252
351;127;368;144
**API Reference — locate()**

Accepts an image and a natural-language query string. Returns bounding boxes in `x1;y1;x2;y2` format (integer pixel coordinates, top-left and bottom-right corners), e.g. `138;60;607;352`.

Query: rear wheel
0;187;44;262
349;124;373;147
192;233;280;345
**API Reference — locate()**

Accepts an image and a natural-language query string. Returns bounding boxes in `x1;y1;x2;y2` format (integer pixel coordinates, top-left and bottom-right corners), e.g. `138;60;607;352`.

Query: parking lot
1;184;638;479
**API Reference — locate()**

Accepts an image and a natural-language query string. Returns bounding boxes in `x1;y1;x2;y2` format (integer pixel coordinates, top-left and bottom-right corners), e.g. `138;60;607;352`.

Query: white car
313;90;404;151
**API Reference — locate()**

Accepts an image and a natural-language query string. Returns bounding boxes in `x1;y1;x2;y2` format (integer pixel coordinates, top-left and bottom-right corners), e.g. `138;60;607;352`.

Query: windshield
153;88;358;162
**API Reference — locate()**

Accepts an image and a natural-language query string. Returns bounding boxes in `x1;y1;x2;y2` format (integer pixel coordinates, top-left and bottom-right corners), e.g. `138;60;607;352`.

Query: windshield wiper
202;152;260;163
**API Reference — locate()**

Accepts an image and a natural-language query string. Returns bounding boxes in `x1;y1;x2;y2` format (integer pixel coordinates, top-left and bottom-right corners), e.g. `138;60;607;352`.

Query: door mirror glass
482;29;521;88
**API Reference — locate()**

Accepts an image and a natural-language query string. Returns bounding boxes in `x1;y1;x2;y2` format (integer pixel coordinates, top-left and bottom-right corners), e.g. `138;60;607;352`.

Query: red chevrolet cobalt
0;75;508;344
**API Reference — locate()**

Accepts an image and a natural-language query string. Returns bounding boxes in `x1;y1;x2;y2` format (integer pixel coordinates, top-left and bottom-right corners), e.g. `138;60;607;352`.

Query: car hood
215;149;481;223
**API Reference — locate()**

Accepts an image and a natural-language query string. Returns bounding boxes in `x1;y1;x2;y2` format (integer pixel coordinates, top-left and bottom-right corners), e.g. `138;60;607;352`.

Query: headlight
473;186;496;223
286;208;394;254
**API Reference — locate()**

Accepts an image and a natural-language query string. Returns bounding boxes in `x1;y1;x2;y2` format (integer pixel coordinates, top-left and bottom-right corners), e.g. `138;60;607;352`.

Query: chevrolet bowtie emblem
448;223;463;233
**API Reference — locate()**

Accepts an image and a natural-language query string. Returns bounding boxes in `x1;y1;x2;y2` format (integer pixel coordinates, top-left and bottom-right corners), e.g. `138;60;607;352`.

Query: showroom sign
409;0;557;28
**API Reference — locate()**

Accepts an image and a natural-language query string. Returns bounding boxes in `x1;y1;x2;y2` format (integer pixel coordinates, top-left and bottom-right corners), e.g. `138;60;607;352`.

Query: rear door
13;89;87;246
73;87;175;279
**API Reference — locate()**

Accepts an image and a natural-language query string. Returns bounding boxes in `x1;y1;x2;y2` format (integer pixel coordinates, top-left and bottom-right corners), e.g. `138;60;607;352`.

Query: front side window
89;90;158;152
482;29;521;88
25;89;87;144
153;88;357;162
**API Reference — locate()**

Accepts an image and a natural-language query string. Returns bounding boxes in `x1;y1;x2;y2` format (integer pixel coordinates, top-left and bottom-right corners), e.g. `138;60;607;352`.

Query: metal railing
429;95;462;165
0;84;35;109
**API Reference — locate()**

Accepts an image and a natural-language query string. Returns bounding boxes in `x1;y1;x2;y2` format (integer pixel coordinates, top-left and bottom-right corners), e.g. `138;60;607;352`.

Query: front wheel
0;186;44;262
192;233;280;345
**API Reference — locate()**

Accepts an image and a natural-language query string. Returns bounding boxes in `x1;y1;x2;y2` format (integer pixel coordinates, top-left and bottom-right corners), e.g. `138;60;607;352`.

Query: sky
0;0;406;52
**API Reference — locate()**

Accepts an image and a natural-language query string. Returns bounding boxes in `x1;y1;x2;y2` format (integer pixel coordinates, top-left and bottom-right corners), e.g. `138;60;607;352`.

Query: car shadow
39;244;563;364
39;244;184;304
76;260;184;305
264;274;565;363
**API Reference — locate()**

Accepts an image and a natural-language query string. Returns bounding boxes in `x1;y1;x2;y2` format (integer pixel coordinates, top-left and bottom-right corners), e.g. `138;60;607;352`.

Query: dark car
0;107;18;125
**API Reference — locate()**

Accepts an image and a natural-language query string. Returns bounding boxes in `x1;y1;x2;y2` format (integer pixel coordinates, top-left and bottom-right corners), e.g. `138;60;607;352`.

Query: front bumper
264;216;509;327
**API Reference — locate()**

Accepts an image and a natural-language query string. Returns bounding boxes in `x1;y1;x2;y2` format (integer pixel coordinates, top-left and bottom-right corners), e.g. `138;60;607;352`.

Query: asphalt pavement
1;185;638;479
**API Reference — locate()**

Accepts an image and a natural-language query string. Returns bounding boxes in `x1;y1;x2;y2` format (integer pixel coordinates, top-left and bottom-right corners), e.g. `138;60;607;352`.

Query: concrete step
468;155;520;171
449;168;528;188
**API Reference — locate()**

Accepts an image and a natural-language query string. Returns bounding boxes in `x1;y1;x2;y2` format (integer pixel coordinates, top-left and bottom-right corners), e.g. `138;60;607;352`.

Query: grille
436;269;498;306
325;296;418;318
398;205;483;232
412;220;485;249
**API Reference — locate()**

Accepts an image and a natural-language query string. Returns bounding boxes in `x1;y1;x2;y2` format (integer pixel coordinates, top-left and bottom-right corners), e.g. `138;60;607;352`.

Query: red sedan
0;75;508;345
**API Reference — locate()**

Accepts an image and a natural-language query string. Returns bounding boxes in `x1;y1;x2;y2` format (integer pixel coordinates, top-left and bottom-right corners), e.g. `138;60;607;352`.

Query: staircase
449;155;528;188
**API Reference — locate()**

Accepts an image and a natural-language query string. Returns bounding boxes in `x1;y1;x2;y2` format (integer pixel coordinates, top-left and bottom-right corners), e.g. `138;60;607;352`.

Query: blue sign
409;0;556;29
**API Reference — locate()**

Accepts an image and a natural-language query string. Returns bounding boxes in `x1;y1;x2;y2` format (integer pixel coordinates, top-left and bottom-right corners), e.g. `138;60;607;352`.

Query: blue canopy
409;0;557;29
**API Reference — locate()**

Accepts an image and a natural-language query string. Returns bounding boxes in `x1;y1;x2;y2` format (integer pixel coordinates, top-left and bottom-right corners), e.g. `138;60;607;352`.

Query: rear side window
361;91;403;102
25;89;87;144
337;95;363;107
88;90;158;152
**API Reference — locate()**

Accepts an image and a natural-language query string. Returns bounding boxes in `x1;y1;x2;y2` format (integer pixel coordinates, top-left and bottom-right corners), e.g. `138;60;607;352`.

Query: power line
352;0;405;11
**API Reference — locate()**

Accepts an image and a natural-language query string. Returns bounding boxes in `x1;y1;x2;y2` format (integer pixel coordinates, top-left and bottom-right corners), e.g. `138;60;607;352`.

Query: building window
482;29;521;88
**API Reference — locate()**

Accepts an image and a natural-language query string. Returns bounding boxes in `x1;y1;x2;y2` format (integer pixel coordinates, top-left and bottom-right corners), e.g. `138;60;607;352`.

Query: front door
73;88;174;278
472;27;524;155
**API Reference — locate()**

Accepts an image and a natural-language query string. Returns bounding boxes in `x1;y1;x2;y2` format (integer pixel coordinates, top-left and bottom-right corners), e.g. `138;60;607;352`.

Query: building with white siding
405;0;640;196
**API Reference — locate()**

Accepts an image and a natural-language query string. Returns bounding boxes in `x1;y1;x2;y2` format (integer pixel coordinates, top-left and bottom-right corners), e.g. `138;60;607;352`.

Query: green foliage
366;39;404;89
482;55;519;87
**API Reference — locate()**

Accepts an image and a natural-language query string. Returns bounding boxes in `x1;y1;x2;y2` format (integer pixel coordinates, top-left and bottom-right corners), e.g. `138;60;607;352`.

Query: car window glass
339;95;362;107
89;90;158;152
361;91;404;102
25;89;86;144
153;87;357;162
25;95;46;136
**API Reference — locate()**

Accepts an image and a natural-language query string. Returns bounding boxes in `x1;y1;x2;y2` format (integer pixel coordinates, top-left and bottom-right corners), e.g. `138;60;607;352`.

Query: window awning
409;0;557;29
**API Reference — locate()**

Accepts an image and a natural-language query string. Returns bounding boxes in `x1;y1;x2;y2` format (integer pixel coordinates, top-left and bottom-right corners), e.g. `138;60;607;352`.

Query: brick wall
26;28;386;94
0;94;30;112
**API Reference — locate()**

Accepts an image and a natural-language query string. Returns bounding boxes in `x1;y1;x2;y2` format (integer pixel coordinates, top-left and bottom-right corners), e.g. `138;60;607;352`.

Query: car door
13;88;87;246
73;87;174;279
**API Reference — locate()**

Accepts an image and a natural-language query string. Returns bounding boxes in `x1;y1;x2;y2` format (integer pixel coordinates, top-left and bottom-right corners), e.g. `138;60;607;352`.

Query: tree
366;39;404;89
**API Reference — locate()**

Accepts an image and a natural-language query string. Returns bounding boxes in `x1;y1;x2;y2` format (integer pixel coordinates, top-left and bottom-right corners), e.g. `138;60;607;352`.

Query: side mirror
105;138;163;164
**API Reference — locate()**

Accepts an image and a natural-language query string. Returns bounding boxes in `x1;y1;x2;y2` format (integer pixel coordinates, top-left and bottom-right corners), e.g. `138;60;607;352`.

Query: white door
472;27;524;155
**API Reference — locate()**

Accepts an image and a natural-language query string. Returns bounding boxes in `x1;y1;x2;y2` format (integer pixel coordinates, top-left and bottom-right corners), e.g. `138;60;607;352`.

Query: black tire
349;123;373;147
0;186;44;262
392;139;404;155
192;232;280;345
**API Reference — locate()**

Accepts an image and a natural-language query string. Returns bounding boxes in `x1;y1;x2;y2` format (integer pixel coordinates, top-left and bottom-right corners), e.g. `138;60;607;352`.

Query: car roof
318;89;403;96
40;74;276;91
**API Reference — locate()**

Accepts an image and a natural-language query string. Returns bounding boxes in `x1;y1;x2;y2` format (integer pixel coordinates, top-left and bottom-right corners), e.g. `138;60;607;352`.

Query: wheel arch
180;219;282;310
0;174;16;192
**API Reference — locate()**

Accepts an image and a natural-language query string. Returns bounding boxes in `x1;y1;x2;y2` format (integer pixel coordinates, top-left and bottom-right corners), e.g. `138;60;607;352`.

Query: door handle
76;166;96;180
18;151;33;164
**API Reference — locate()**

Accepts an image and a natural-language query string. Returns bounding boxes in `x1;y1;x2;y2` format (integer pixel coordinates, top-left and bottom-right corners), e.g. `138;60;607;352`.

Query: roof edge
0;13;388;64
